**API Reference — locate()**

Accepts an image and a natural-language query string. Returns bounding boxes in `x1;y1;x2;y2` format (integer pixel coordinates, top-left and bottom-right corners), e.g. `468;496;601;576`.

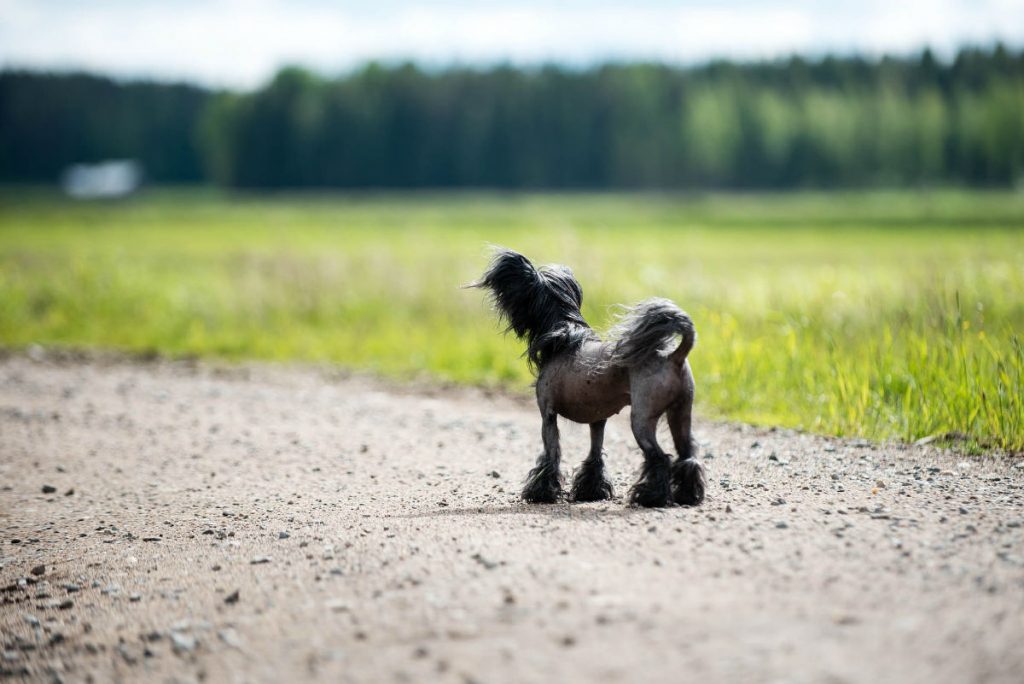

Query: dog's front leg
523;411;563;503
570;419;614;502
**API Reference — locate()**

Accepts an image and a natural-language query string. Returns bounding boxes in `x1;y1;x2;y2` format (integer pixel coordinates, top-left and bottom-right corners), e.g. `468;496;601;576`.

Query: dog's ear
541;264;583;309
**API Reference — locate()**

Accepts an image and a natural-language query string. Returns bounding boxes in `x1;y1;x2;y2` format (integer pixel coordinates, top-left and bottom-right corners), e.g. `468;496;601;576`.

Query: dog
470;248;705;507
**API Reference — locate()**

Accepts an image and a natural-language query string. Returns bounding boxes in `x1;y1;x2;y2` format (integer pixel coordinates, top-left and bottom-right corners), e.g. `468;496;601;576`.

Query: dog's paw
570;461;614;502
672;457;706;506
629;479;672;508
522;461;563;504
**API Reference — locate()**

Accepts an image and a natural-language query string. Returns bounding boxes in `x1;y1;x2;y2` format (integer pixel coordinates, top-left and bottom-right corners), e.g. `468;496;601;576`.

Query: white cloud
0;0;1022;87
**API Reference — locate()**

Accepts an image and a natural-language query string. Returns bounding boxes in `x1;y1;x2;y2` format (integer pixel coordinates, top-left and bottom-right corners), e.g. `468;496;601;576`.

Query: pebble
278;531;290;539
224;590;240;604
117;643;138;665
250;556;272;564
218;628;243;650
41;485;56;494
30;564;46;576
775;521;789;529
170;632;197;654
325;599;349;612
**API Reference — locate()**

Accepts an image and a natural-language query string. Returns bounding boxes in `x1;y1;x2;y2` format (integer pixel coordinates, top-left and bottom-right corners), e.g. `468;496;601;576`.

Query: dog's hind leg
667;398;706;506
523;410;563;503
628;411;673;508
570;420;614;502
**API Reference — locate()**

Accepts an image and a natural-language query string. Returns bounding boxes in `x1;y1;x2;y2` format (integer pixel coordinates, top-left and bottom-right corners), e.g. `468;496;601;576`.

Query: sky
1;0;1023;88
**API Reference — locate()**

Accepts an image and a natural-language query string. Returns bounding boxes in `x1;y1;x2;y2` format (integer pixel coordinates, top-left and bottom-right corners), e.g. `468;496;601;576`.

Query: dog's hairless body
472;249;705;507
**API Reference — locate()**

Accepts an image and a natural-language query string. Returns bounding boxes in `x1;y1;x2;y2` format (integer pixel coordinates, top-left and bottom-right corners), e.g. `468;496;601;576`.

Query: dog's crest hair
471;249;596;372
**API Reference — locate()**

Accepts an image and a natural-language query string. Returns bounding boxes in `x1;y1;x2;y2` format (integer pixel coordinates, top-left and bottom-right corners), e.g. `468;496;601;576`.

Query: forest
1;46;1022;189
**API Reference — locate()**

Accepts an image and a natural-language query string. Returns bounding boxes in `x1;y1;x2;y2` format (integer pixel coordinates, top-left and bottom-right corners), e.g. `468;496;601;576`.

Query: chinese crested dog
471;248;705;508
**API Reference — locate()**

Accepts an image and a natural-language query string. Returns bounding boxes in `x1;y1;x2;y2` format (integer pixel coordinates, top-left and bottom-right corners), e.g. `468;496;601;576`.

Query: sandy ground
1;354;1022;684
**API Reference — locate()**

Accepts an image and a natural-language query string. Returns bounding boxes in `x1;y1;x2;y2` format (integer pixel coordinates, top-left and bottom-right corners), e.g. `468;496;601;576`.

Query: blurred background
2;0;1024;189
0;0;1022;450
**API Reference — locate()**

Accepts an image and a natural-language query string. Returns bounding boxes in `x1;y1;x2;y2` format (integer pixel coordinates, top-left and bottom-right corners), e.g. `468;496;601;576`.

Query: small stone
725;504;733;513
959;506;969;515
170;632;197;654
64;489;75;496
30;564;45;576
118;643;138;664
58;598;74;610
488;471;501;478
278;531;290;539
23;614;40;626
771;497;786;506
224;590;240;604
325;599;349;612
775;521;789;529
41;485;57;494
250;556;272;565
129;594;141;602
63;583;80;593
218;628;243;650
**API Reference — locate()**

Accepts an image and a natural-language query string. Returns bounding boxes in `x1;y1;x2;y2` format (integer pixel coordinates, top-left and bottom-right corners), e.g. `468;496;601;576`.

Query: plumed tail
608;298;695;368
469;248;593;371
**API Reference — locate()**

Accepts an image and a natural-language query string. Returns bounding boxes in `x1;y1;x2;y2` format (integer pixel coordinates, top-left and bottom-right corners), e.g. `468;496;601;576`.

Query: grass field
1;189;1022;451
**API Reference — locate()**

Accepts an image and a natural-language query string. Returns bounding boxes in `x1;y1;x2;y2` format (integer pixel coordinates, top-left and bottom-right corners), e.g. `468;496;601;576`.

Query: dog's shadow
390;501;669;520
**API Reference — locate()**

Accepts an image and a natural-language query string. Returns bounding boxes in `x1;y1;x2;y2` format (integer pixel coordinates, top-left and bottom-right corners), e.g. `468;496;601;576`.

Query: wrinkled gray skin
534;338;700;507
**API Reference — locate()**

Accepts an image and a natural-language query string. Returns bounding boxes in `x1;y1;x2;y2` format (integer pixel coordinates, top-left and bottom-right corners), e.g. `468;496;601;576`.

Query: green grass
1;189;1022;451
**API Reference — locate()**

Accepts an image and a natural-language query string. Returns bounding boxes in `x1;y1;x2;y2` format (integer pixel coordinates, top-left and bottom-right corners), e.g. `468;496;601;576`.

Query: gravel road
1;355;1022;683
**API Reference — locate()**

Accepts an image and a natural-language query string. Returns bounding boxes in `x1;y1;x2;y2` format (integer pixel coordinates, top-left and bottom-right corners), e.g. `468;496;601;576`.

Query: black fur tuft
569;454;614;502
672;456;706;506
628;453;673;508
609;298;695;368
522;456;563;503
471;248;596;372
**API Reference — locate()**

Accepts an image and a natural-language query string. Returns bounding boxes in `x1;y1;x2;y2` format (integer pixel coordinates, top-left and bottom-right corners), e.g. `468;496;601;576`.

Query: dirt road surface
1;355;1022;683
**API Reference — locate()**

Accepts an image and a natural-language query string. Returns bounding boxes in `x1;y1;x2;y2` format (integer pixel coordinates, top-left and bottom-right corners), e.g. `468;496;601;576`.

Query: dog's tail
466;248;592;370
608;298;695;368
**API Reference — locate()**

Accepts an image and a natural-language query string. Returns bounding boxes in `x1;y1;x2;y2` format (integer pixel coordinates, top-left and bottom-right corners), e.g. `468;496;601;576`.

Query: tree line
2;47;1023;189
